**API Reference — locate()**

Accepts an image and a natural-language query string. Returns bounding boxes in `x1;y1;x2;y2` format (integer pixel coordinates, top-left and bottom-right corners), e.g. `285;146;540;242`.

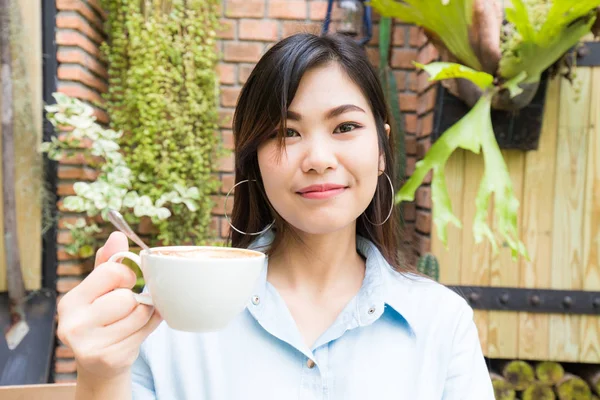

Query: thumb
95;231;129;268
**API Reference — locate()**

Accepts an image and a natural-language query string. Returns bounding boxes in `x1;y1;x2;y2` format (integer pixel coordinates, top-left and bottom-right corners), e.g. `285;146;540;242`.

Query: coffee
153;248;262;259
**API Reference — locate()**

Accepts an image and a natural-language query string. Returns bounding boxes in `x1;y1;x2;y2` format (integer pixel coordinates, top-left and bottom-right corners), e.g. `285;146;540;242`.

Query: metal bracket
575;41;600;67
447;286;600;315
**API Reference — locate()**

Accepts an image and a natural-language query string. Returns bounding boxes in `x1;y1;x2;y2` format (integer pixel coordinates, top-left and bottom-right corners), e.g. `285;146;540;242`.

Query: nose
300;135;338;175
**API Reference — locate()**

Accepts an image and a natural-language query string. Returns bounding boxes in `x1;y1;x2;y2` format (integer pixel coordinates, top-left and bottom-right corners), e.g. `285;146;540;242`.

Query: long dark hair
228;33;408;272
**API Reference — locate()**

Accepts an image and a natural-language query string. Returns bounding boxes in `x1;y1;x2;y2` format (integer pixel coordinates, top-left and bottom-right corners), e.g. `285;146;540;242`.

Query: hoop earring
363;171;395;226
224;179;275;236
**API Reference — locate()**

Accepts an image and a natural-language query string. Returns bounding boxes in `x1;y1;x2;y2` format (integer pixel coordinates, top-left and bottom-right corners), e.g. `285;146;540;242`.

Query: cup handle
108;251;154;307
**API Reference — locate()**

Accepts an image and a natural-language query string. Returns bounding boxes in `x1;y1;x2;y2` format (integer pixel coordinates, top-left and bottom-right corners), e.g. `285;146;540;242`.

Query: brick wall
51;0;434;382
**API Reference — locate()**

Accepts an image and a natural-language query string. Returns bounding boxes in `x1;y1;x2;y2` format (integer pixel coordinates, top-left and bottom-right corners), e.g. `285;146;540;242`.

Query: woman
57;33;494;399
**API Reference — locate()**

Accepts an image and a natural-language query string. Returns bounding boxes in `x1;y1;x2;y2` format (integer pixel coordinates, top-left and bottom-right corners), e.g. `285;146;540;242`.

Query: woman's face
257;63;389;235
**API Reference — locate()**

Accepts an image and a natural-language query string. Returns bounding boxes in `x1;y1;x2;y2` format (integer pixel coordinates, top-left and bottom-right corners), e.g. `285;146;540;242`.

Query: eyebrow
286;104;366;121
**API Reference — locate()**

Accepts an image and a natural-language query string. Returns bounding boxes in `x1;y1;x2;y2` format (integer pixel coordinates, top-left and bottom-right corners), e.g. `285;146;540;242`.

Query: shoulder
382;268;473;337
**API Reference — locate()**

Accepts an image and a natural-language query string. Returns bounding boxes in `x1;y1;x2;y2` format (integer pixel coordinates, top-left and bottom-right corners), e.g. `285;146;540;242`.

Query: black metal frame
41;0;58;292
576;41;600;67
447;286;600;315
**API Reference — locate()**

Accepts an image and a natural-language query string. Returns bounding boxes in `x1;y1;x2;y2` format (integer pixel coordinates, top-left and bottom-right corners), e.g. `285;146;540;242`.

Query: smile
297;184;347;200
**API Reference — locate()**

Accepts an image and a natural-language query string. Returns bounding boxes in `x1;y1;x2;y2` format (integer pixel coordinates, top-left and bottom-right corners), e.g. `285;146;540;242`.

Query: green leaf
63;196;86;212
415;62;494;90
368;0;482;70
79;245;95;259
499;0;600;82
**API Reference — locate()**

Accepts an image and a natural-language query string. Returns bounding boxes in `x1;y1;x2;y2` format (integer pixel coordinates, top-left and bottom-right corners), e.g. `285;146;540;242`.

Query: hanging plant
369;0;600;258
99;0;223;246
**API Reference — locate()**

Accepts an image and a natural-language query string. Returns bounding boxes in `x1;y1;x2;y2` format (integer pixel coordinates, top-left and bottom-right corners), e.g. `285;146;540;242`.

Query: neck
267;224;365;298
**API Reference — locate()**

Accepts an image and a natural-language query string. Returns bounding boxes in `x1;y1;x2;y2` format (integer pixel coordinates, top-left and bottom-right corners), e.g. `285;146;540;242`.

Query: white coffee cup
108;246;266;332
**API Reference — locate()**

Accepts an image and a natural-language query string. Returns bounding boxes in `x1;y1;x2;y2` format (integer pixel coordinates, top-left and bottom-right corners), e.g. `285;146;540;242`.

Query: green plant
416;253;440;281
369;0;600;258
100;0;222;246
42;93;203;257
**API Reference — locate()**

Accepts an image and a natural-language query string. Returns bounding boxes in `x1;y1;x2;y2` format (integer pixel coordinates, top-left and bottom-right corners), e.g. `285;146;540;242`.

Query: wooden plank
487;150;525;359
0;2;43;291
460;150;491;354
518;77;561;360
432;150;465;286
580;67;600;363
549;68;592;362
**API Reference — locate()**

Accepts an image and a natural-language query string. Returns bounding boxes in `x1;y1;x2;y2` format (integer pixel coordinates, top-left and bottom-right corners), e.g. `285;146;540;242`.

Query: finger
100;302;156;345
89;288;140;327
95;232;129;268
67;262;137;305
105;309;163;356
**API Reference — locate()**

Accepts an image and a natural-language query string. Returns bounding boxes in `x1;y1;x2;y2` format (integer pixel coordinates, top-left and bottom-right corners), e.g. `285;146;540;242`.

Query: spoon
107;209;150;251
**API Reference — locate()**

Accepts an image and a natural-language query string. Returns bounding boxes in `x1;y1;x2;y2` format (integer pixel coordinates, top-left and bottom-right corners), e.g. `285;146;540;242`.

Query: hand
57;232;162;380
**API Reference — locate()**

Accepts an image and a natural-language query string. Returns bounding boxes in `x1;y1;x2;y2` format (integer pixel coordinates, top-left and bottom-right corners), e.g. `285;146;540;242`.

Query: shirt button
251;295;260;305
306;359;316;369
368;307;376;314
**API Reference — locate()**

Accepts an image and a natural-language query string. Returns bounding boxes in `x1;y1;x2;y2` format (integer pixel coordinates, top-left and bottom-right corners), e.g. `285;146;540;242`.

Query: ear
379;124;391;174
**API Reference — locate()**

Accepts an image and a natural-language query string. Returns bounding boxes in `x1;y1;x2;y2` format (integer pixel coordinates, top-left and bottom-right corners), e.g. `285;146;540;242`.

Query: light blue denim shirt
131;231;494;399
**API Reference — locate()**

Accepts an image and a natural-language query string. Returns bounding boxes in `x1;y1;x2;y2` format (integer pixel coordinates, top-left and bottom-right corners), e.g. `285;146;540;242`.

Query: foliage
42;93;203;257
369;0;600;258
416;253;440;281
99;0;222;245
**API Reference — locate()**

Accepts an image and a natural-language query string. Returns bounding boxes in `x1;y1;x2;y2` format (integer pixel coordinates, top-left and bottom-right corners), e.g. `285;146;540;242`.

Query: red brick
58;165;99;180
391;48;418;69
58;217;81;229
366;47;379;67
238;64;255;84
57;262;92;276
218;130;234;150
417;138;432;159
211;195;234;215
93;106;109;125
269;1;307;20
239;19;279;41
138;216;158;235
416;186;432;209
409;26;422;47
54;359;77;374
221;87;241;107
57;183;76;196
55;345;75;358
219;109;234;129
408;71;418;92
219;154;235;172
210;216;220;236
57;48;107;78
58;65;107;93
393;25;406;46
309;1;344;21
423;170;433;184
221;174;235;194
417;233;431;255
56;0;104;31
404;113;417;134
399;93;417;112
403;202;416;221
57;82;105;105
225;0;265;18
417;70;435;93
57;230;73;245
216;19;236;40
86;0;107;19
417;88;437;116
220;218;231;238
56;30;103;60
419;114;434;137
223;42;263;63
405;135;417;155
281;21;321;38
58;151;102;166
417;43;439;65
57;278;82;293
56;11;104;44
370;25;380;46
406;156;416;177
218;63;236;85
394;71;406;91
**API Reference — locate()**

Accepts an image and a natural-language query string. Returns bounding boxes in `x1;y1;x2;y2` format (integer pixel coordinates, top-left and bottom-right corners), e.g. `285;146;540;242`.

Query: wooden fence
432;66;600;363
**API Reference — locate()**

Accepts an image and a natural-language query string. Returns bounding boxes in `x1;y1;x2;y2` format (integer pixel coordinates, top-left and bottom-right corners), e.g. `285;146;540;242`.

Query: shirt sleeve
442;302;495;400
131;345;157;400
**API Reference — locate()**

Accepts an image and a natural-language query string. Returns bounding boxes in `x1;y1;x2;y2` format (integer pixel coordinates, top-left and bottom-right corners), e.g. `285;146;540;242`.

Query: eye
284;128;300;138
334;122;361;134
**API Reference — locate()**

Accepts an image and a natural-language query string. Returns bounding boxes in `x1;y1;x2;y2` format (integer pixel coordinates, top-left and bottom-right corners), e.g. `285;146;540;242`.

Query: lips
297;183;347;200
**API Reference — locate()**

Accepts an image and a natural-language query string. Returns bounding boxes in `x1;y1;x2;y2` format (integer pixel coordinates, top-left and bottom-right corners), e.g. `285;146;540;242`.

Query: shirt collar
247;230;419;336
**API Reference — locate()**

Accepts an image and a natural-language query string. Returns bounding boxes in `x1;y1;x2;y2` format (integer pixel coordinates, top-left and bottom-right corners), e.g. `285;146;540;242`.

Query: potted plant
369;0;600;258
